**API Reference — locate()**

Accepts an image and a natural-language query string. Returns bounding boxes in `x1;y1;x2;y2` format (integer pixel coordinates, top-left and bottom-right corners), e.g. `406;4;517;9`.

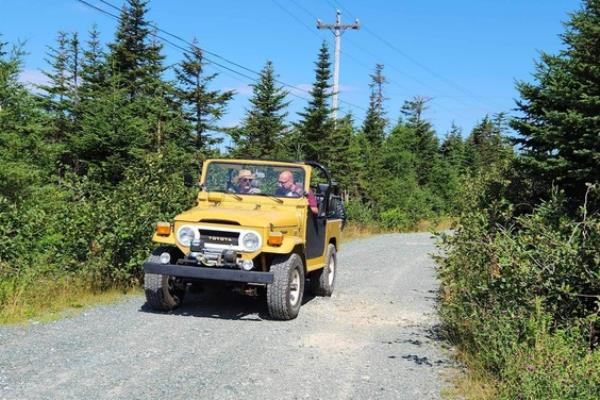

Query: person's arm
307;190;318;214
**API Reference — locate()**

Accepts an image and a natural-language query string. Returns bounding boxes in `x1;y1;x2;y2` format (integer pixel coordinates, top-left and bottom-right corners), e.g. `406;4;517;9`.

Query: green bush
345;199;376;225
0;154;195;299
437;184;600;398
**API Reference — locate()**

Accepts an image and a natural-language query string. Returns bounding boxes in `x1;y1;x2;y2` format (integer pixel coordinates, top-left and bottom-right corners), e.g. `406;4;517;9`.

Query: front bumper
143;262;274;284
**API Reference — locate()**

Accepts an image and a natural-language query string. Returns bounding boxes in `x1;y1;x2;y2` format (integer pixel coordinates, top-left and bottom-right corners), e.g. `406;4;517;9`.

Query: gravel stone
0;232;456;399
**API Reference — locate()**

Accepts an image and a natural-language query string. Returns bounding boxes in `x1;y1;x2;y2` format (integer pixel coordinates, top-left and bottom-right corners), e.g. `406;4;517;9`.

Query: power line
77;0;314;104
277;0;470;118
85;0;367;112
328;0;503;111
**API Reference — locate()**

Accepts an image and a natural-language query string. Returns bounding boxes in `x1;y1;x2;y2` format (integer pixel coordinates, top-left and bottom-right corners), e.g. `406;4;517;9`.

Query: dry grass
1;217;457;325
0;276;140;325
342;222;387;242
343;217;457;243
442;349;498;400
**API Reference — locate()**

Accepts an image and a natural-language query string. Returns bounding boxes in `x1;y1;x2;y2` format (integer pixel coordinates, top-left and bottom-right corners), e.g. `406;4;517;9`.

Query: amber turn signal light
155;222;171;236
267;232;283;246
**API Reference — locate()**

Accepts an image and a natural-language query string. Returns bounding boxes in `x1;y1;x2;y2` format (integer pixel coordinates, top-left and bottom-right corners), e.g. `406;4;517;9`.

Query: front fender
262;235;304;255
152;232;176;245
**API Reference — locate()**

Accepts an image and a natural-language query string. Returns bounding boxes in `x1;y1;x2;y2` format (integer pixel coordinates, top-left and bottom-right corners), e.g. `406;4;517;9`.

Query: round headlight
242;232;260;252
177;226;196;246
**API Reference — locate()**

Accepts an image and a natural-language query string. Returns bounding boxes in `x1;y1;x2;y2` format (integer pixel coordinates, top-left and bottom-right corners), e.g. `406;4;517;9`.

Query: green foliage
436;5;600;396
295;42;334;162
229;60;289;159
108;0;164;97
175;40;234;154
0;155;195;294
465;114;512;173
1;0;514;321
437;172;600;398
362;64;387;147
511;0;600;211
0;40;54;201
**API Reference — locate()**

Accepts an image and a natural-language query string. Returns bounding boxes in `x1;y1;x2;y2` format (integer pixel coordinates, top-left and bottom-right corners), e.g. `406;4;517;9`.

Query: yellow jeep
143;159;344;320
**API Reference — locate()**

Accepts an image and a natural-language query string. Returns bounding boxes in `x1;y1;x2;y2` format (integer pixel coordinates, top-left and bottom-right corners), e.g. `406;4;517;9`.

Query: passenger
277;170;318;214
234;169;261;194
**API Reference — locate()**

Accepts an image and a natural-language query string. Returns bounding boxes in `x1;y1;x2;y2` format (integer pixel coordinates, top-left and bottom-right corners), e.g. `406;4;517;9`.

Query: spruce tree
295;42;334;162
79;26;106;99
327;114;357;191
39;31;74;141
0;39;52;199
400;96;439;185
511;0;600;207
441;123;466;172
362;63;387;146
108;0;164;97
175;40;234;155
465;114;511;172
230;61;289;158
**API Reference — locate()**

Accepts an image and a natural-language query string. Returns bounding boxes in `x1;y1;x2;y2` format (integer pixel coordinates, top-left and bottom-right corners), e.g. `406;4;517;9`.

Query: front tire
309;244;337;296
144;247;186;311
267;253;305;320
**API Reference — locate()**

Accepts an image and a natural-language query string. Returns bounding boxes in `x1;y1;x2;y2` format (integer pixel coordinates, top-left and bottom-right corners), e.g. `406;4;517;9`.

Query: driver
277;170;318;214
234;169;261;194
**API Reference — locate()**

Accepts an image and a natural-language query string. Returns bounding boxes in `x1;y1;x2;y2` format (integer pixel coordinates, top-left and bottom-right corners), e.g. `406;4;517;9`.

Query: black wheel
266;253;305;320
144;246;186;311
309;244;337;297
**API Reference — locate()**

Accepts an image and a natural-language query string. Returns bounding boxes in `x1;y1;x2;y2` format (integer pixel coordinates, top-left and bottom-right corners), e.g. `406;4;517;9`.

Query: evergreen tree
511;0;600;207
295;42;334;162
327;114;357;190
362;63;387;146
0;39;52;200
465;114;510;172
400;96;439;185
441;123;466;172
39;31;74;141
383;123;418;180
68;32;80;102
230;61;289;158
79;26;106;99
175;40;234;155
108;0;164;97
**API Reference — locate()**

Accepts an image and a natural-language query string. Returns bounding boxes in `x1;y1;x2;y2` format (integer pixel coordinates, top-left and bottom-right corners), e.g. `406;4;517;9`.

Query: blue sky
1;0;578;143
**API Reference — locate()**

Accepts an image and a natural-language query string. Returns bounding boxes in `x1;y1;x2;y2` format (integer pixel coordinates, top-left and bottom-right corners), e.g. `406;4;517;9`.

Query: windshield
204;162;306;198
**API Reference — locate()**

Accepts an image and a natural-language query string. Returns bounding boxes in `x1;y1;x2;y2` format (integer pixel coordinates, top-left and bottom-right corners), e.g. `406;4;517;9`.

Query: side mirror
183;171;196;187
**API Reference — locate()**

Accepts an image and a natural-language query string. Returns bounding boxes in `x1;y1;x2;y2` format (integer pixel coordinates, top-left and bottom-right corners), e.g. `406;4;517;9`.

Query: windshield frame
201;160;310;199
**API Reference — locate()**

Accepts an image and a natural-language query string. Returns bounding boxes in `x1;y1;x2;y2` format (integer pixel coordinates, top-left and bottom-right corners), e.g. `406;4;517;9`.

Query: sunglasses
240;178;253;183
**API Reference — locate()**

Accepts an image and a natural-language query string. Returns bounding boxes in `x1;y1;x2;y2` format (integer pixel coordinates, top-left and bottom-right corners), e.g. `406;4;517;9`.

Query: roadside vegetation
0;0;503;323
437;1;599;397
1;0;597;396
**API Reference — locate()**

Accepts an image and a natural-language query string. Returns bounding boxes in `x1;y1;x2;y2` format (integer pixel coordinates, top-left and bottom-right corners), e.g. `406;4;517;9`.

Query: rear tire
309;244;337;297
267;253;305;320
144;246;186;311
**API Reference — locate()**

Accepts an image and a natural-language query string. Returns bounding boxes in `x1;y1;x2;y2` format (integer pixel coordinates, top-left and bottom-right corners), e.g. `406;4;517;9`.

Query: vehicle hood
175;206;300;228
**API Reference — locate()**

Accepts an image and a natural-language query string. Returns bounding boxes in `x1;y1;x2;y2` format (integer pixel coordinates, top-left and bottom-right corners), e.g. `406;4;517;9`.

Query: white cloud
221;118;241;128
18;69;49;89
224;83;253;96
288;83;312;97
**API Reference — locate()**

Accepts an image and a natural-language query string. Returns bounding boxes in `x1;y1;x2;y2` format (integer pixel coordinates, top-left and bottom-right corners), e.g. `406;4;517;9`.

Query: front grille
199;229;239;246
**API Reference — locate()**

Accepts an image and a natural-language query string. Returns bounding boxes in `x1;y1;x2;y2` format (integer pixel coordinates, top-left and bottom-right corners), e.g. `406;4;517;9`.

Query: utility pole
317;10;360;120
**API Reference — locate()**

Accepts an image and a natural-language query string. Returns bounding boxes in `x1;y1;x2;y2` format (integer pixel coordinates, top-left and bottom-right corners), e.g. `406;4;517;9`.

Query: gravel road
0;233;455;400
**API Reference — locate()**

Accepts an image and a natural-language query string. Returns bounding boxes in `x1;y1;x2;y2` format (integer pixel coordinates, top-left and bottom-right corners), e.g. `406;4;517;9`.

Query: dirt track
0;233;455;400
